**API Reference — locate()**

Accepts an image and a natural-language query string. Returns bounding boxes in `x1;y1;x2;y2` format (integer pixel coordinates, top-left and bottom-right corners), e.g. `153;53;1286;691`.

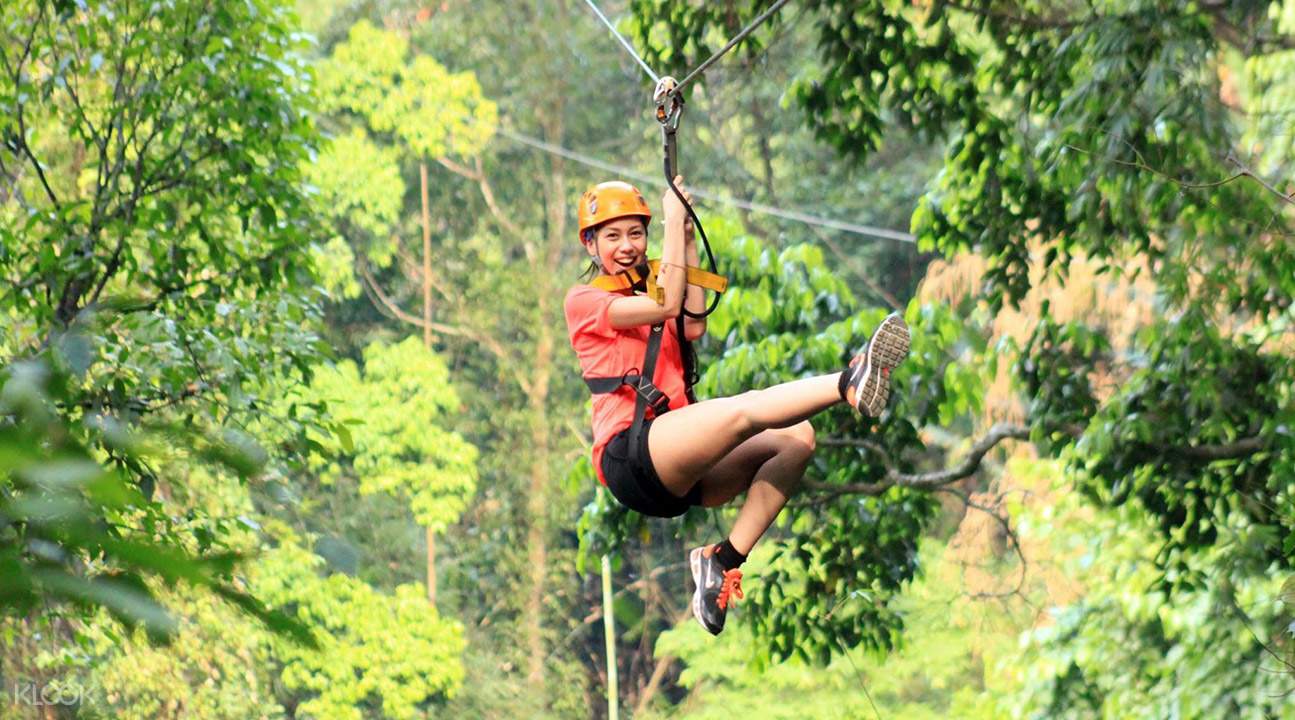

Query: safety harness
582;77;726;464
589;259;727;305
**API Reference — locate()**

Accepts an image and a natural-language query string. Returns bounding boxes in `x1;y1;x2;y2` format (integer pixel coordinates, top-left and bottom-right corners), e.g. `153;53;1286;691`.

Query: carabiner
653;76;683;131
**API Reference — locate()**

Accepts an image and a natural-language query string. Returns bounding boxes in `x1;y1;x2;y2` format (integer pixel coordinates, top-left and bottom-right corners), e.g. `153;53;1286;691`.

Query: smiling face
584;216;649;275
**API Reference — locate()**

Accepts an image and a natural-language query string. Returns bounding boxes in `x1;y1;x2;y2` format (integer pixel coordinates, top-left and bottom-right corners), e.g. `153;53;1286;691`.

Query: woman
564;178;909;635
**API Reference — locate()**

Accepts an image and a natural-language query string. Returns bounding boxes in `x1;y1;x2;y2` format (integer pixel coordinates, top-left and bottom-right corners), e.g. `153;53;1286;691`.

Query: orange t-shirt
564;284;691;486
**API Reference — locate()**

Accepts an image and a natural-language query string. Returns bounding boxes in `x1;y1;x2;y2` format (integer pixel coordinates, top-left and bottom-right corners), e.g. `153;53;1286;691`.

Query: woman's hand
662;175;691;234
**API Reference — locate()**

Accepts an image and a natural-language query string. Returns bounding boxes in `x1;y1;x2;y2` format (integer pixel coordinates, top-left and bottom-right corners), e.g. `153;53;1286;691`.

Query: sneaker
689;545;744;636
843;312;911;417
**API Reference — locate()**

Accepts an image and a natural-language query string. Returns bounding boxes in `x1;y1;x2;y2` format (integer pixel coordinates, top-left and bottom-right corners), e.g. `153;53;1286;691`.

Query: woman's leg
690;422;816;554
648;372;841;497
678;420;818;636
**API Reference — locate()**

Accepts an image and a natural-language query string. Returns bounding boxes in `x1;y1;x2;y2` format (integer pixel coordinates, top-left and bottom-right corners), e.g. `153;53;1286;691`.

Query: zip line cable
569;3;914;242
580;0;660;83
581;0;794;99
497;127;915;244
670;0;793;99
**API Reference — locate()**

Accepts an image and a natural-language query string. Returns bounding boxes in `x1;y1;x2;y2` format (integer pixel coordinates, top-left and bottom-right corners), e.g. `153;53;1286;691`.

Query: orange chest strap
590;260;728;305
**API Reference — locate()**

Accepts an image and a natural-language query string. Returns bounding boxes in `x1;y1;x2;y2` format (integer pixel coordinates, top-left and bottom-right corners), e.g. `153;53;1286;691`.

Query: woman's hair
579;227;600;281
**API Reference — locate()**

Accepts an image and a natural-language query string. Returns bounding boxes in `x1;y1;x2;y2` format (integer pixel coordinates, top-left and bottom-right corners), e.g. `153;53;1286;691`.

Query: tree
252;525;467;720
624;0;1295;667
310;17;497;606
1;0;327;643
297;336;479;558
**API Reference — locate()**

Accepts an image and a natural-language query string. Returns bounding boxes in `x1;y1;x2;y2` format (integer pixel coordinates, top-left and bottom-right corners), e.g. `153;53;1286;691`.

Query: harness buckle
623;369;670;415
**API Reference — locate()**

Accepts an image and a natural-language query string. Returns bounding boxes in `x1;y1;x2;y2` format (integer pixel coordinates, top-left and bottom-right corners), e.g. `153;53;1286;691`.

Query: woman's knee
788;420;816;455
770;421;815;459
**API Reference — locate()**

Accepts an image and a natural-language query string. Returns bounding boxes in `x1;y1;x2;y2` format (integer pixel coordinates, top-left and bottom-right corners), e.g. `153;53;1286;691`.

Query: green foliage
253;529;466;719
0;359;313;648
632;0;1295;631
1242;2;1295;173
1;0;322;337
307;18;498;298
316;20;497;160
301;336;479;532
1006;469;1295;719
1049;310;1294;590
73;582;286;719
305;127;405;297
0;0;332;649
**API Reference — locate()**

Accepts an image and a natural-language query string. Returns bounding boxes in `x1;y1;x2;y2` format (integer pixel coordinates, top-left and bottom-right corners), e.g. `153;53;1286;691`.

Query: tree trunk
523;306;553;684
420;160;437;607
523;102;568;686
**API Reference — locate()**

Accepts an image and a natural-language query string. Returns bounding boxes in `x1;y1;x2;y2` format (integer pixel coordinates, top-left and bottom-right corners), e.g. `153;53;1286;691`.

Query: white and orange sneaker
843;313;910;417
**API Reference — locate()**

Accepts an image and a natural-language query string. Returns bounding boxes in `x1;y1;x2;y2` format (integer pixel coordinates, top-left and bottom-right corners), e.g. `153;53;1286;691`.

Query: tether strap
584;324;670;466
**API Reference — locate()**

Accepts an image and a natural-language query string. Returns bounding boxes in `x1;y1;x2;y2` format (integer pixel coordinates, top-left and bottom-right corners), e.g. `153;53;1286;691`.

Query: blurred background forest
2;0;1294;717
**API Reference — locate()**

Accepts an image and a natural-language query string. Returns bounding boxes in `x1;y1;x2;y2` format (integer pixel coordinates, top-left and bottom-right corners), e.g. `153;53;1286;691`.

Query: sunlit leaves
304;127;406;276
253;533;466;718
302;337;479;533
316;20;498;160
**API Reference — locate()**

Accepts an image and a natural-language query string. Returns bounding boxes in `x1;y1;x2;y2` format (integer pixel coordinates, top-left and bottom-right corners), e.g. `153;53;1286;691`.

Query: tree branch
811;420;1269;499
937;486;1028;600
1197;0;1295;54
436;154;527;240
940;1;1082;31
3;5;58;212
1177;435;1266;461
1063;143;1295;207
358;261;514;365
809;423;1031;496
944;1;1295;54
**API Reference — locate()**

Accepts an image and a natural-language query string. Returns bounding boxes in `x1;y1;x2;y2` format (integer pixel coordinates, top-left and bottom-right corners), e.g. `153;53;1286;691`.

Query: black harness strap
584;321;672;465
627;322;666;463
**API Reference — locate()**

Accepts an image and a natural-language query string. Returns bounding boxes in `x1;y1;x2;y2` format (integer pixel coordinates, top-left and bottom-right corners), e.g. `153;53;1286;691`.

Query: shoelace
716;569;744;610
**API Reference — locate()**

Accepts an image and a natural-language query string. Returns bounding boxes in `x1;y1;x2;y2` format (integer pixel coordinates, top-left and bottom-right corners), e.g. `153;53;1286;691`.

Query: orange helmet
577;181;651;244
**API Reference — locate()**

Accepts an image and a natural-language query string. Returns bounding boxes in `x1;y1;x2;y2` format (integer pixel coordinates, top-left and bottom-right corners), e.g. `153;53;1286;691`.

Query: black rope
663;166;720;319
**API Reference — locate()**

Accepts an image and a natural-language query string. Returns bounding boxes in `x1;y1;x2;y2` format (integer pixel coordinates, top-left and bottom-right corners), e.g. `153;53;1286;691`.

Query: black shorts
601;419;703;518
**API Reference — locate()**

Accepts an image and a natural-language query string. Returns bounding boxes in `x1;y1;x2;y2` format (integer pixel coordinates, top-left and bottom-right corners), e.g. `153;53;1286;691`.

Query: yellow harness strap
590;260;728;305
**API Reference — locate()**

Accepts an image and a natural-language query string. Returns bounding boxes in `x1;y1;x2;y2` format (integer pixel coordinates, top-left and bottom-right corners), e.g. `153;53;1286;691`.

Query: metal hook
653;76;683;131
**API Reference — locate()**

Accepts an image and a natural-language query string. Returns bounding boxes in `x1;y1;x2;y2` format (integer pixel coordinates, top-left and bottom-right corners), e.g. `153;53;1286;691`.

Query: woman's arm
608;176;690;329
